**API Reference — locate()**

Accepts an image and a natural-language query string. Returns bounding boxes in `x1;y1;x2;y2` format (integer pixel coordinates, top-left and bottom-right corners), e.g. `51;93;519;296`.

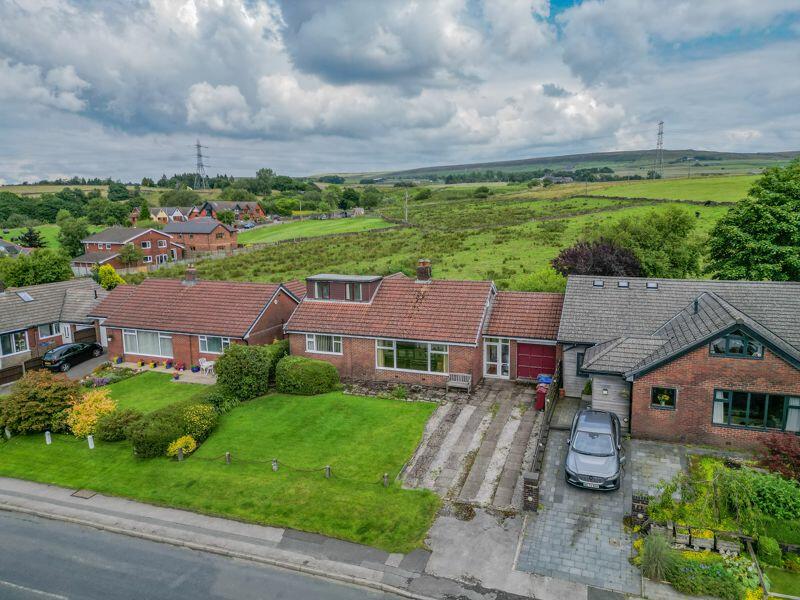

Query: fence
0;357;44;386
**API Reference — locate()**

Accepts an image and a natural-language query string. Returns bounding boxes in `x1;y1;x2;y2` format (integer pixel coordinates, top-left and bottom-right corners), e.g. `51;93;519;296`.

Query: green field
1;223;104;249
0;391;438;552
107;372;206;413
764;566;800;596
593;175;757;202
238;216;393;245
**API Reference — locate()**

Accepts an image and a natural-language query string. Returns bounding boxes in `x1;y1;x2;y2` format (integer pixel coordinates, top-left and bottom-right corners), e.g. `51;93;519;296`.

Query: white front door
484;337;510;378
60;323;73;343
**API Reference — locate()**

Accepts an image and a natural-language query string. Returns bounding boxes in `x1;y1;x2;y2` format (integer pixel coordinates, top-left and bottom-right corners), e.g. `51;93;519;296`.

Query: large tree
707;160;800;280
0;249;73;286
57;216;90;258
18;227;45;248
159;188;201;207
551;238;643;277
117;243;143;267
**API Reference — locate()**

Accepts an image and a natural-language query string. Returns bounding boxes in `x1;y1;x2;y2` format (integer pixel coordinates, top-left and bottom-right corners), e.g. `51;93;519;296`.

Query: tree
55;209;72;227
107;182;130;201
274;197;299;216
0;249;73;286
117;243;143;267
597;206;701;278
158;189;200;207
707;160;800;281
137;198;151;222
85;198;128;225
141;177;155;187
96;264;126;290
414;188;432;201
504;267;567;292
551;239;643;277
0;370;82;434
219;187;258;202
57;216;90;257
18;227;45;248
322;185;342;210
341;188;360;209
217;210;235;226
359;186;382;209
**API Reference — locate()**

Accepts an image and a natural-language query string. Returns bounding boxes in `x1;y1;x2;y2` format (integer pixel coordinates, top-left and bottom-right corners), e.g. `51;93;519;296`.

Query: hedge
127;400;218;458
95;408;144;442
215;340;289;401
275;355;340;395
0;370;81;434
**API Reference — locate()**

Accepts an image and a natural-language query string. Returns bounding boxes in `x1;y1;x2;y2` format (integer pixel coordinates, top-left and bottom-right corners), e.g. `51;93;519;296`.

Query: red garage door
516;343;556;380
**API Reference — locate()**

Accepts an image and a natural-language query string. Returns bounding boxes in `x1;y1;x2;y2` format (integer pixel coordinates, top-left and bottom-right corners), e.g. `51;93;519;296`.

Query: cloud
186;83;251;133
0;59;89;112
481;0;554;60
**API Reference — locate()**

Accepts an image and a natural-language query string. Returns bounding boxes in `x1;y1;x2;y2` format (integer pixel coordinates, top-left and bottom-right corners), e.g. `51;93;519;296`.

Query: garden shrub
666;553;744;600
758;535;782;566
196;385;240;414
95;408;143;442
128;400;217;458
641;533;676;581
215;340;289;401
0;370;81;434
167;435;197;458
785;553;800;573
182;403;218;441
760;433;800;483
275;356;339;395
66;389;117;437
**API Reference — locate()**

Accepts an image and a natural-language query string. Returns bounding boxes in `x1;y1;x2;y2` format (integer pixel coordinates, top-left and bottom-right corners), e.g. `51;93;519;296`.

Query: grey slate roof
582;336;667;374
163;217;234;234
82;227;157;244
0;279;108;334
71;251;119;265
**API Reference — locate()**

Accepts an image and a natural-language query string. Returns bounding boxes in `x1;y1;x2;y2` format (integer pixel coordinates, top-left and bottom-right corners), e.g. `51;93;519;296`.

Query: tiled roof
485;291;563;340
582;336;667;374
71;251;119;265
91;279;295;338
0;279;108;334
286;275;493;345
163;217;234;234
83;227;160;244
283;279;307;300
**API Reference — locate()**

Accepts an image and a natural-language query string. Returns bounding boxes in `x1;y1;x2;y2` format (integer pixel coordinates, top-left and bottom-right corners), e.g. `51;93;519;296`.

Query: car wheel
60;362;71;372
92;348;102;357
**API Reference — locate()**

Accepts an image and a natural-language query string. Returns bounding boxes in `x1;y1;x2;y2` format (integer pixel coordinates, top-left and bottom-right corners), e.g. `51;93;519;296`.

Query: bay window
122;329;173;358
376;340;448;374
713;389;800;432
0;331;28;356
199;336;230;354
306;334;342;354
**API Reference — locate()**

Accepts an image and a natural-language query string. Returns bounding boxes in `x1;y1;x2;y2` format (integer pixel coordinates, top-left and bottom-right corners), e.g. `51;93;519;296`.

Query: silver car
565;409;625;491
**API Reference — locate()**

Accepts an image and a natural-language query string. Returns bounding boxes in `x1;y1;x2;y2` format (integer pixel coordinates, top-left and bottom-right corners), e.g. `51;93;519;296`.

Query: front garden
0;345;440;553
637;453;800;599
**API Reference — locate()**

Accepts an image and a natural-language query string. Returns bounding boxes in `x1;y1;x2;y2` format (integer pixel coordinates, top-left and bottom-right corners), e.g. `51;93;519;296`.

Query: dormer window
710;329;763;359
315;281;330;299
346;282;363;301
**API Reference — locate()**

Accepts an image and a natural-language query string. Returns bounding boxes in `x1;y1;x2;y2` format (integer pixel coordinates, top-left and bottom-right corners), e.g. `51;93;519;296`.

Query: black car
565;409;625;491
42;342;103;372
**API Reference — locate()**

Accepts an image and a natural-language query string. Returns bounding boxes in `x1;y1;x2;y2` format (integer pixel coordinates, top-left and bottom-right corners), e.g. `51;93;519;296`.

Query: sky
1;0;799;183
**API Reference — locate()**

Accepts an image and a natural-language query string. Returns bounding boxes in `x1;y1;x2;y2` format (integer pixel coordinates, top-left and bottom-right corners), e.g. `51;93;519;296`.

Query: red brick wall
170;226;238;254
288;333;480;388
248;290;298;345
106;328;243;368
631;344;800;449
82;230;183;267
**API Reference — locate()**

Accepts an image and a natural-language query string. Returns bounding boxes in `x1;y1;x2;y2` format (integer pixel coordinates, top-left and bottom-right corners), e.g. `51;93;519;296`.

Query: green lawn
0;392;439;552
593;175;758;202
2;224;104;249
238;217;393;245
764;566;800;596
106;372;207;413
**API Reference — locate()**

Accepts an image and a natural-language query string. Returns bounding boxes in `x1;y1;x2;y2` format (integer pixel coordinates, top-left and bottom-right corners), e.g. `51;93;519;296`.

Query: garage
516;343;557;380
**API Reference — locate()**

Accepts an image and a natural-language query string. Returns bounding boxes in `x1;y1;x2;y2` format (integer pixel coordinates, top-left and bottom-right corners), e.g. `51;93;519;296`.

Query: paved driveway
515;428;640;595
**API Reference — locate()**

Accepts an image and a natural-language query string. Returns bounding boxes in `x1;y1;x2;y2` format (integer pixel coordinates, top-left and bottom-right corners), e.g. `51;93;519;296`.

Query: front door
60;323;72;343
484;337;510;378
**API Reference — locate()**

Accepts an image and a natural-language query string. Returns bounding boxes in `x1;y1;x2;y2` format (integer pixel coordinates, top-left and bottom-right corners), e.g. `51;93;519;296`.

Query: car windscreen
572;431;614;456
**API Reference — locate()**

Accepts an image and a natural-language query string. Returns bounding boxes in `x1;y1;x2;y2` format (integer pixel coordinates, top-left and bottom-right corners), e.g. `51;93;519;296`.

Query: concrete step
492;404;539;507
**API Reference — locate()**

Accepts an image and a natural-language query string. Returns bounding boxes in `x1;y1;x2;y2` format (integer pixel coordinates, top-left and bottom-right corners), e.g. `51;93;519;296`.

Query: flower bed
81;364;138;388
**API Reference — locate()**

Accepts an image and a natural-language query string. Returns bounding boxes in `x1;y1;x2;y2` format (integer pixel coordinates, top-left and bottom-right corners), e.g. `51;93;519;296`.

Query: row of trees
0;187;138;229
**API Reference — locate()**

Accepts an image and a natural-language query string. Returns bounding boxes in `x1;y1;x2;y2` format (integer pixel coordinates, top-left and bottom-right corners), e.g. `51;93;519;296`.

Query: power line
193;139;209;189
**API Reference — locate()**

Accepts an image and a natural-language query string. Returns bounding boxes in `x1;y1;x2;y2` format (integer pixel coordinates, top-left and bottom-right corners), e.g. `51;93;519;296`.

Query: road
0;511;402;600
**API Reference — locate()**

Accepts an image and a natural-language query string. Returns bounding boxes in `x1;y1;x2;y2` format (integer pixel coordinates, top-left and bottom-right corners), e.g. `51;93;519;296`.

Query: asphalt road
0;511;402;600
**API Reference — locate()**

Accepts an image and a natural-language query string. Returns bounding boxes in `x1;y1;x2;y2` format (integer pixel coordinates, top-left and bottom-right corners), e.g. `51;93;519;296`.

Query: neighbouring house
70;227;185;275
162;217;237;255
194;200;265;221
558;275;800;447
0;278;107;371
90;268;302;368
0;238;31;257
284;260;562;390
130;206;193;225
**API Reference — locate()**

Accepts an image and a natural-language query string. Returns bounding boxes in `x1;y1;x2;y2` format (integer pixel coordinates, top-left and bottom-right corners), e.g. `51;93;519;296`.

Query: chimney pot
184;265;197;285
416;259;432;282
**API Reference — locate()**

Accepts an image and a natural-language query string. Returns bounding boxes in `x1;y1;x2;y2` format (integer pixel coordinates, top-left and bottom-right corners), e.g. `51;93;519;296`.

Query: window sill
0;349;31;358
306;349;342;356
376;366;448;376
650;405;676;411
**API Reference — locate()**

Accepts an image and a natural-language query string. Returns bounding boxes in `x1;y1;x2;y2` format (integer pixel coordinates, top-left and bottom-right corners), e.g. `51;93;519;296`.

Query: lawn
1;223;104;249
764;566;800;596
593;175;758;202
0;392;439;552
238;217;393;245
106;372;207;413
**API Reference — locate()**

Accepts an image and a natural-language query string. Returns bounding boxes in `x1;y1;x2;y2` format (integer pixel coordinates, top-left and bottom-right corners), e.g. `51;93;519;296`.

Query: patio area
118;362;217;385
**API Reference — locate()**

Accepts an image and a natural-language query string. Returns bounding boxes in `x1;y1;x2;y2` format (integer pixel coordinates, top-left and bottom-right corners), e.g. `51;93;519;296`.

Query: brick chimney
183;265;198;285
416;259;432;283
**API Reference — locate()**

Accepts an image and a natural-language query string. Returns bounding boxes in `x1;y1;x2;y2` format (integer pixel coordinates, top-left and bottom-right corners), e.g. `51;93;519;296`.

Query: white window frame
0;330;29;357
199;335;231;354
37;322;60;339
141;240;151;249
105;243;112;249
314;281;330;299
156;254;168;264
346;282;363;301
375;339;449;374
157;239;167;248
305;334;342;355
143;256;153;263
122;329;173;358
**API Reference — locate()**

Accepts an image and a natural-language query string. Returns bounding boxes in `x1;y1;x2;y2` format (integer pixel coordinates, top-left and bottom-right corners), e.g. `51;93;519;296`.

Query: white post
3;427;10;440
45;431;52;445
87;435;95;450
272;458;278;472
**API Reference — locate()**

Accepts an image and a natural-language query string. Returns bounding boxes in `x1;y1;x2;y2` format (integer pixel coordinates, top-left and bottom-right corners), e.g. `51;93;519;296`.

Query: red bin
535;383;549;410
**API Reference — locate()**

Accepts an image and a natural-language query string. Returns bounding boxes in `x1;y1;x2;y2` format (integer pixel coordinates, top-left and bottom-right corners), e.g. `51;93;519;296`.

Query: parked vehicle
241;220;256;229
42;342;103;372
565;409;625;491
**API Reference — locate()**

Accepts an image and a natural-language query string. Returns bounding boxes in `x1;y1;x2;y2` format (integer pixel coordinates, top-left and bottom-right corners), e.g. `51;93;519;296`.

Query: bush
167;435;197;458
215;340;289;401
128;400;217;458
641;533;676;581
275;356;340;395
666;554;744;600
582;380;592;396
760;433;800;482
0;370;81;434
66;389;117;437
758;535;782;566
95;408;143;442
196;385;240;414
182;403;218;441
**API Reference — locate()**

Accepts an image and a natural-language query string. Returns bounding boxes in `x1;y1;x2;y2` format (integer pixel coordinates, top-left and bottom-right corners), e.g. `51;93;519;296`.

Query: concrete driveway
515;427;640;595
64;353;108;380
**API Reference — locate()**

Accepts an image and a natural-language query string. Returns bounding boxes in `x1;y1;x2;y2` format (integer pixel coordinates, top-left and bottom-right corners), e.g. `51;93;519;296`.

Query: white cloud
0;59;88;112
482;0;554;60
186;83;251;132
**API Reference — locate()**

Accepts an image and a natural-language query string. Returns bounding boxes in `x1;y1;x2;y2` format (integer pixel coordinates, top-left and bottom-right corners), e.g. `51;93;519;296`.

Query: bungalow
162;217;237;255
193;201;265;221
130;206;192;225
90;268;301;368
71;227;184;275
0;279;107;370
285;260;562;390
558;275;800;447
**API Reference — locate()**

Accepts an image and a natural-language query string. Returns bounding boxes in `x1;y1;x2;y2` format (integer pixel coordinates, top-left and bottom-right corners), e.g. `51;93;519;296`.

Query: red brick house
90;269;302;368
71;227;185;275
194;201;265;221
558;275;800;447
163;217;238;255
285;260;563;390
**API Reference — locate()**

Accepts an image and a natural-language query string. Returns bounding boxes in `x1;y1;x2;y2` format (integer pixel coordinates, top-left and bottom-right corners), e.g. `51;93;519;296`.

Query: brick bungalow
71;227;185;275
0;279;107;370
163;217;238;255
558;275;800;447
285;260;563;390
90;268;301;369
194;201;265;221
